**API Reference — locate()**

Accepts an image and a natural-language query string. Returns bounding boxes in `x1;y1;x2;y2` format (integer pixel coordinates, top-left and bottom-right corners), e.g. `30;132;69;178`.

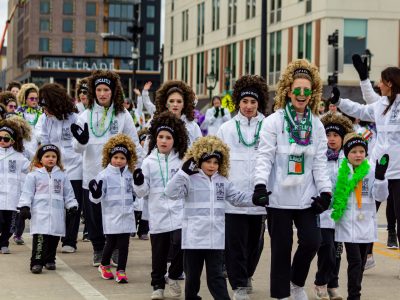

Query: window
306;0;312;13
197;3;205;46
246;0;256;19
62;38;73;53
298;22;312;60
86;2;96;16
245;38;256;74
182;9;189;41
63;1;73;15
305;22;312;60
85;39;96;53
109;4;133;18
170;17;174;55
39;18;50;32
145;59;154;71
196;52;205;94
181;56;188;83
211;48;220;80
171;0;174;11
108;21;131;35
40;0;50;14
146;41;154;56
146;22;155;36
168;61;174;80
344;19;367;64
85;20;96;32
270;0;281;24
227;43;237;79
63;19;73;32
108;41;130;57
212;0;220;31
227;0;237;37
147;5;155;18
39;38;49;52
269;31;282;85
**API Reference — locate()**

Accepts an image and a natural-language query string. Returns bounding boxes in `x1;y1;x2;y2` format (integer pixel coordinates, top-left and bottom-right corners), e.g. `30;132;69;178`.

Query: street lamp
206;71;217;101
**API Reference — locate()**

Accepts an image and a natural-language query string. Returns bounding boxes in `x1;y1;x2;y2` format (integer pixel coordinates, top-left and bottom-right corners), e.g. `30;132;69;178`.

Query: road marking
373;242;400;259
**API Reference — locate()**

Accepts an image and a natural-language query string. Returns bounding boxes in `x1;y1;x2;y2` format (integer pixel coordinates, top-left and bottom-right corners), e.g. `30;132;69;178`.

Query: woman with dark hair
6;81;21;97
75;78;90;114
201;95;231;136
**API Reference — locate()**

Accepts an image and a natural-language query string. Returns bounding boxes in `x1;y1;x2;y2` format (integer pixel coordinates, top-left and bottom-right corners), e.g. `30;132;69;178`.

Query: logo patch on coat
62;127;72;140
216;183;225;201
170;168;178;178
125;177;133;193
8;160;16;173
362;178;369;196
110;120;119;134
53;179;62;194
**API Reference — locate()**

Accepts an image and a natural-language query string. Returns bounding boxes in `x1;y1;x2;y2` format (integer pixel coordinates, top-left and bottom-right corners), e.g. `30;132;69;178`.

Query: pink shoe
98;264;114;280
115;270;128;283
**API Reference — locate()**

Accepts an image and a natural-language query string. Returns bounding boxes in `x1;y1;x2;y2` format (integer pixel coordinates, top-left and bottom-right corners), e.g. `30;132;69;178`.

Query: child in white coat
88;134;137;283
19;144;78;274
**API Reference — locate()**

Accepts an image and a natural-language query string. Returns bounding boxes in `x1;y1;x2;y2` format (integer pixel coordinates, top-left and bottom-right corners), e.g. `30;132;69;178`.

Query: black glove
66;206;78;216
375;154;389;180
220;107;225;117
311;192;331;214
214;107;220;118
182;158;199;176
329;86;340;105
19;206;31;220
133;168;144;185
352;54;369;81
252;184;272;207
88;179;103;199
71;123;89;145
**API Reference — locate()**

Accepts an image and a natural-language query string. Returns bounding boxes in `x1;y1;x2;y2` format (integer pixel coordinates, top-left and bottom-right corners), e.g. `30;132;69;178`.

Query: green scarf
283;102;312;146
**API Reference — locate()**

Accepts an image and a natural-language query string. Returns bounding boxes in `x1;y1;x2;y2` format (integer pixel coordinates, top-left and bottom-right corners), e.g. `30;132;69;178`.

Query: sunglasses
292;87;312;97
0;136;12;142
7;104;17;109
27;97;38;101
79;90;88;95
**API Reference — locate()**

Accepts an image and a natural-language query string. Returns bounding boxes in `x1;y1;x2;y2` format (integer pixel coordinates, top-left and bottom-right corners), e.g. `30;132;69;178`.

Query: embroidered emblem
110;120;119;134
53;179;62;194
8;160;16;173
216;182;225;201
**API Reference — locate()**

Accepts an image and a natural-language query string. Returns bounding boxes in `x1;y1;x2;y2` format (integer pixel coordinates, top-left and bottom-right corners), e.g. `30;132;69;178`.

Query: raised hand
70;123;89;145
89;179;103;199
352;54;369;81
143;81;152;90
182;158;199;176
329;86;340;105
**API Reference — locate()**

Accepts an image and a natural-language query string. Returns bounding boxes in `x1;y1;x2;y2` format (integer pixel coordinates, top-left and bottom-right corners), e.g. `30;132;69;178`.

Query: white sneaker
314;284;329;300
290;282;308;300
168;279;181;297
1;246;10;254
233;287;250;300
151;289;164;300
364;255;376;270
61;245;76;253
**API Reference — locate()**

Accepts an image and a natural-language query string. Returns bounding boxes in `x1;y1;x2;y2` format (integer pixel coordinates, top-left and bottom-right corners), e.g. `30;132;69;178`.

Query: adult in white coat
201;96;231;136
253;59;332;300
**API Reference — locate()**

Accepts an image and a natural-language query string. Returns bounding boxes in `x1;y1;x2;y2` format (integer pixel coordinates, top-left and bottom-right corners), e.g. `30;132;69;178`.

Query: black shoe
45;262;56;270
31;265;43;274
387;231;399;249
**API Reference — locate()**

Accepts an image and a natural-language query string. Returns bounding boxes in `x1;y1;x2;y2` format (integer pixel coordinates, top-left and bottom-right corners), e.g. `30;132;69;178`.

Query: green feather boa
331;158;370;222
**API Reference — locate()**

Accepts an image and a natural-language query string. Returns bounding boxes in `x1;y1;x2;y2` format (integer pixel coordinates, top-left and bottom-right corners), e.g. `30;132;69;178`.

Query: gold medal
358;213;364;221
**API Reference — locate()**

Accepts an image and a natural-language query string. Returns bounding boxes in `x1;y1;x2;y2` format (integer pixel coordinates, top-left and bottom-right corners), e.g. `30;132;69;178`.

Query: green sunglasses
292;87;312;97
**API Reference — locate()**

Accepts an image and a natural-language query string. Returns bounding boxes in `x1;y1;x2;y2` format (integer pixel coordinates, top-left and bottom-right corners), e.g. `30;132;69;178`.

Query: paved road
1;203;399;300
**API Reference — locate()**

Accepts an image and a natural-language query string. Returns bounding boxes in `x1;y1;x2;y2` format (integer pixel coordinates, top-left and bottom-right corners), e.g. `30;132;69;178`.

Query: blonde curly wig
274;59;322;115
320;112;354;135
17;83;39;107
101;133;138;173
184;136;230;177
5;115;32;141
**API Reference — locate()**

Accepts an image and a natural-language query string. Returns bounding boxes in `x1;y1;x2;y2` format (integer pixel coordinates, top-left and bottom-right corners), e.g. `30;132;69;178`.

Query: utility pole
327;30;339;86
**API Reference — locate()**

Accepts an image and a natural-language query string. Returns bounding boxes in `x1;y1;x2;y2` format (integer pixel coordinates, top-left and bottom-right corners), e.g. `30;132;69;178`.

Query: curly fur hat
232;75;269;115
274;59;323;115
0;118;25;152
17;83;39;107
76;77;90;96
320;112;354;138
88;70;125;115
5;115;32;141
184;136;230;178
148;111;189;159
0;91;17;106
102;133;138;173
154;80;196;121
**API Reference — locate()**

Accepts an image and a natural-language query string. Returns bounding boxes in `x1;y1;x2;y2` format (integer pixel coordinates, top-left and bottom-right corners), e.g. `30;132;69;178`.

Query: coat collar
235;110;264;125
37;165;60;174
93;101;114;113
0;147;15;157
106;163;127;174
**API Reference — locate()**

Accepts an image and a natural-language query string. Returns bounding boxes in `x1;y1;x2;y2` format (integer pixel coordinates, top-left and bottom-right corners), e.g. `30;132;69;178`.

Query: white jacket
90;164;136;234
334;163;388;243
201;107;231;136
217;111;266;215
40;113;82;180
133;149;183;234
0;147;30;211
19;166;78;236
181;115;203;146
165;169;254;249
254;109;331;209
338;80;400;179
73;102;144;188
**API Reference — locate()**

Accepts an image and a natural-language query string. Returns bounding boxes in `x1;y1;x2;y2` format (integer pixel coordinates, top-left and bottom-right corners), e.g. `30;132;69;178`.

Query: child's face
111;153;127;168
327;132;342;152
0;131;14;149
95;84;112;107
201;157;219;177
157;130;174;154
166;93;184;117
347;146;366;167
26;92;39;108
41;151;58;169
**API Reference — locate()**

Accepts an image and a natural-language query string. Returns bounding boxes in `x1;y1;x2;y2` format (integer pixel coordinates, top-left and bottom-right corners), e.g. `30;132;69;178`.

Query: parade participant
88;134;137;284
133;81;156;131
216;74;269;300
153;80;202;146
133;111;188;300
0;119;30;254
71;70;144;267
313;112;354;300
331;133;389;300
75;78;90;114
18;144;78;274
0;92;17;114
201;96;231;136
253;59;332;300
6;81;21;97
165;136;254;300
38;83;83;254
0;104;6;119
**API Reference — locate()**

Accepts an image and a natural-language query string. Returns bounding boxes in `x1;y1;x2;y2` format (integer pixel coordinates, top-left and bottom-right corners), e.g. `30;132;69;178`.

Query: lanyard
157;150;169;188
90;108;115;137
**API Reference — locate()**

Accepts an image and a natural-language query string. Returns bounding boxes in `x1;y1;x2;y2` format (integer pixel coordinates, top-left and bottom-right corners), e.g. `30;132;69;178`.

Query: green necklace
235;120;263;147
89;108;115;137
25;107;41;126
157;150;169;188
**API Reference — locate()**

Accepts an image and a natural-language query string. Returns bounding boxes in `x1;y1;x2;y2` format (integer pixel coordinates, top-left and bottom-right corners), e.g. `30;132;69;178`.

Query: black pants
13;211;25;237
0;210;14;248
387;179;400;243
184;249;230;300
150;229;183;289
62;180;83;249
134;210;149;236
225;213;265;290
267;207;321;299
30;234;60;268
83;188;105;252
344;243;369;300
101;233;130;271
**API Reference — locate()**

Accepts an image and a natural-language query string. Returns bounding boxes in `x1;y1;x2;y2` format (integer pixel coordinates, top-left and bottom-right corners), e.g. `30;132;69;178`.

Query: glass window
62;38;73;53
246;0;256;19
344;19;367;64
39;38;49;52
146;22;155;36
212;0;220;31
182;10;189;41
297;24;304;58
211;48;220;79
227;0;237;37
109;4;121;18
63;1;73;15
196;52;205;94
63;19;73;32
40;0;50;14
146;41;154;55
245;38;256;74
269;32;275;73
147;5;155;18
86;2;96;16
197;2;205;46
170;16;174;55
306;0;312;13
39;18;50;32
305;22;312;60
181;56;188;82
85;39;96;53
145;59;154;70
86;20;96;32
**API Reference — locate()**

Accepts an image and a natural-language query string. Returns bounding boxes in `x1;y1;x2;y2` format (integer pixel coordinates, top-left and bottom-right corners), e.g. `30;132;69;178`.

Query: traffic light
328;74;338;86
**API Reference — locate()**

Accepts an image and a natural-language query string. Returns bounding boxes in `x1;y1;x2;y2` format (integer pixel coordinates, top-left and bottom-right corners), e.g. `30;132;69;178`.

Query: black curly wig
0;118;25;152
6;81;21;92
0;91;16;106
39;83;78;120
148;111;189;159
232;75;269;116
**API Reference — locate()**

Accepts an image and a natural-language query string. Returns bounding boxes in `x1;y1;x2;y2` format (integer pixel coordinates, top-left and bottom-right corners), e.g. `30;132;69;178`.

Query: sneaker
327;288;343;300
31;265;43;274
247;277;253;294
98;264;114;280
233;287;250;300
45;262;56;270
364;255;376;270
115;270;128;283
387;231;398;249
151;289;165;300
61;245;76;253
139;234;149;240
168;279;182;297
130;232;136;238
93;250;102;267
111;249;119;267
314;285;329;300
1;246;10;254
82;233;90;242
13;235;24;245
290;282;308;300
